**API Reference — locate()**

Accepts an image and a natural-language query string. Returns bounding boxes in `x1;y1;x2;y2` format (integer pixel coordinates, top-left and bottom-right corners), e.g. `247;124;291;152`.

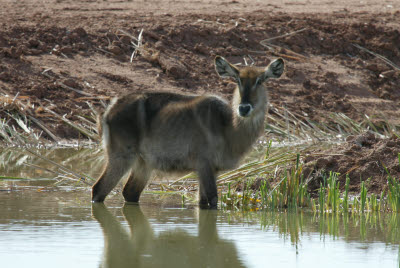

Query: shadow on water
91;203;400;268
257;211;400;247
92;203;246;268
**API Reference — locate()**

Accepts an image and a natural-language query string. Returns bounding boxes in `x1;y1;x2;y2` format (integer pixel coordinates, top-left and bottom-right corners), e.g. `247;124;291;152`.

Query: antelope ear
259;58;285;81
215;56;240;78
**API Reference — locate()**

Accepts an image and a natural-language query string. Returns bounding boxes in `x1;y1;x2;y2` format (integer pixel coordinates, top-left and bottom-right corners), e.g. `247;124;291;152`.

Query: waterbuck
92;56;285;208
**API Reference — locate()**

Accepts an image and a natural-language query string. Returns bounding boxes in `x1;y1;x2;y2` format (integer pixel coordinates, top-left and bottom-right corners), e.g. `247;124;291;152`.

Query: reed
318;182;326;214
343;175;350;212
222;148;400;214
327;172;340;212
360;181;367;212
387;175;400;212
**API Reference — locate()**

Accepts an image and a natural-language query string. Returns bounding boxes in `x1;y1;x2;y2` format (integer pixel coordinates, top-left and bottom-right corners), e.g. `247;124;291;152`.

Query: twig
260;28;308;44
169;172;197;186
352;43;400;71
58;81;94;97
0;93;53;144
75;96;111;101
43;107;99;141
130;28;144;62
76;115;97;129
100;99;107;109
27;115;59;142
247;54;255;66
41;68;94;97
12;92;20;104
243;57;248;66
117;29;138;42
260;29;308;61
95;47;114;56
267;43;307;59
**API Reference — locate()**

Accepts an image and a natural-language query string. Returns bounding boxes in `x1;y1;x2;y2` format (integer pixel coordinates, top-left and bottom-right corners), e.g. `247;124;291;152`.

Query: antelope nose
238;104;252;117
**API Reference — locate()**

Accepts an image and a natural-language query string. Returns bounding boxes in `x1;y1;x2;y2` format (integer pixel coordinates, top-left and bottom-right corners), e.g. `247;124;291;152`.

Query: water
0;183;399;268
0;148;399;267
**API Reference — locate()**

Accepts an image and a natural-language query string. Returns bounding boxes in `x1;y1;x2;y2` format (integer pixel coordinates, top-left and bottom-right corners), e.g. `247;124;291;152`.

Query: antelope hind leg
123;158;152;203
92;154;134;202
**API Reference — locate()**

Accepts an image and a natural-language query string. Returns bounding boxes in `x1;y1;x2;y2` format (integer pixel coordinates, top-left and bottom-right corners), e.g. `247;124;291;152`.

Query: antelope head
215;56;284;118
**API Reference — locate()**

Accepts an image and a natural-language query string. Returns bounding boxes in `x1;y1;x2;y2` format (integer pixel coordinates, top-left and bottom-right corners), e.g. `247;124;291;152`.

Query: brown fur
92;56;285;208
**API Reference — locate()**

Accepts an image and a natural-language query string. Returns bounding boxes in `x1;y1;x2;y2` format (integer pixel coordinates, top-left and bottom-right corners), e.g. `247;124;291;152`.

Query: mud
0;1;399;191
304;133;400;194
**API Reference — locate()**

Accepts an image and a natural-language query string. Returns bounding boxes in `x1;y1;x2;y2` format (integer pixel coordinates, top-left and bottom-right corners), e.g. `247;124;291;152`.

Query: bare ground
1;0;399;192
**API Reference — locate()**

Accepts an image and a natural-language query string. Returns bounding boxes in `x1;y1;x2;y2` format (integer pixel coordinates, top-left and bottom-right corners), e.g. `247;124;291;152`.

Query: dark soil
1;0;399;192
304;133;400;194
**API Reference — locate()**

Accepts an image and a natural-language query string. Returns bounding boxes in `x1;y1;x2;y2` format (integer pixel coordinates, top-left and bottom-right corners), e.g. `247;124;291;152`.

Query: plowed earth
1;0;399;192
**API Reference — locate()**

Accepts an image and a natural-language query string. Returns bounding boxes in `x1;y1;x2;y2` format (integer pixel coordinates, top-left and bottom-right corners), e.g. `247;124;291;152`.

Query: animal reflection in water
92;204;245;268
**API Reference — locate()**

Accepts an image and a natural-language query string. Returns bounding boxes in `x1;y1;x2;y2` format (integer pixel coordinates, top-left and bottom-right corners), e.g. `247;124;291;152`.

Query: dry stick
341;165;360;179
260;28;308;43
41;69;94;97
274;104;336;138
43;107;99;140
169;173;197;186
117;29;138;42
352;44;400;71
75;96;110;101
76;115;97;129
85;101;99;117
58;82;93;97
1;91;59;143
95;47;114;56
27;115;59;142
260;29;308;61
11;92;20;104
130;28;144;62
99;99;107;109
266;43;307;59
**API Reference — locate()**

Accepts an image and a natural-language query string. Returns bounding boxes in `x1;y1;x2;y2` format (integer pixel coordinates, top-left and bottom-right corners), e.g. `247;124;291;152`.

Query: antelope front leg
199;185;209;209
197;161;218;209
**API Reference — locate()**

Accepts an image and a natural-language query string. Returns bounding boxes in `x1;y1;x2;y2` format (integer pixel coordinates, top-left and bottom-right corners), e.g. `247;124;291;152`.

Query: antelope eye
235;78;243;88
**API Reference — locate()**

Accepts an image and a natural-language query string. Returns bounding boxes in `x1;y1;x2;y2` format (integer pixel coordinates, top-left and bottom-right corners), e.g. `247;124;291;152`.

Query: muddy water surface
0;180;399;268
1;148;400;267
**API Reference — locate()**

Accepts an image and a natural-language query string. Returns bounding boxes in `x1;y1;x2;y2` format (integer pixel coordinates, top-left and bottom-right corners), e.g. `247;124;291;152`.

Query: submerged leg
123;158;152;203
197;161;218;209
92;153;134;202
199;184;209;209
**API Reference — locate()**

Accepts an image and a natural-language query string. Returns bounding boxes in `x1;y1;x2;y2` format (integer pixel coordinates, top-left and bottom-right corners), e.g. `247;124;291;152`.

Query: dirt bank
0;0;399;191
304;133;400;194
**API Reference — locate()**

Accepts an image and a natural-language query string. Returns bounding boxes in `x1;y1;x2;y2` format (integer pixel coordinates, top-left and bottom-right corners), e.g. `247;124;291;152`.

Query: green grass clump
360;181;367;212
256;154;310;210
387;175;400;212
327;172;340;212
220;153;400;214
220;153;312;210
